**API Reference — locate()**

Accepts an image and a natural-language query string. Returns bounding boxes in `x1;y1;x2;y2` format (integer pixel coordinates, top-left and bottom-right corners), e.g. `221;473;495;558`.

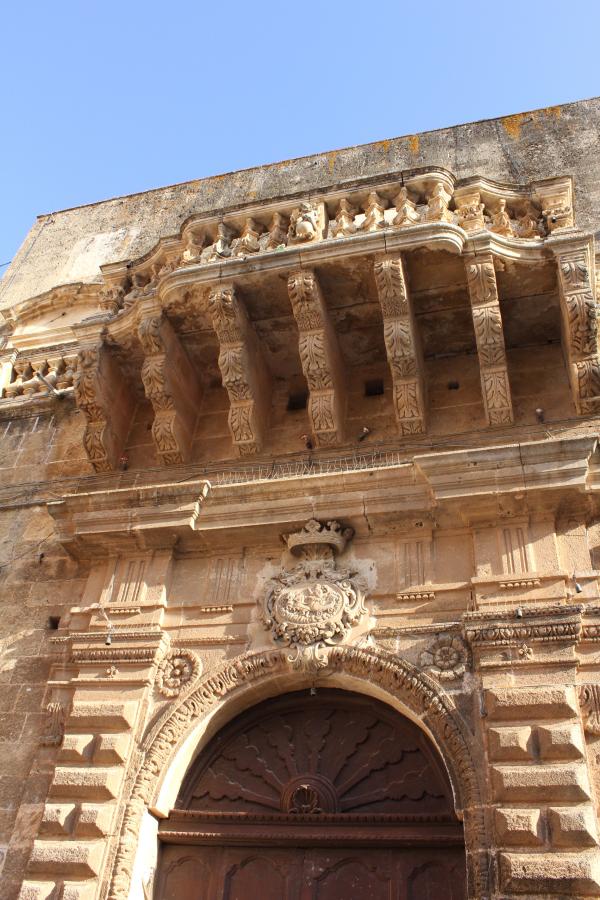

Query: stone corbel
287;270;346;446
138;304;203;465
207;284;270;455
373;255;426;435
464;252;514;425
551;236;600;415
73;343;135;472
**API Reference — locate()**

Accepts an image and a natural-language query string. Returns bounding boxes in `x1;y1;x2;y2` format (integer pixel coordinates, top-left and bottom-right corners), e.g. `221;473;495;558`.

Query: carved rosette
553;242;600;414
374;255;425;435
262;520;367;671
207;285;269;455
465;254;513;425
156;649;202;698
419;634;468;681
287;271;345;446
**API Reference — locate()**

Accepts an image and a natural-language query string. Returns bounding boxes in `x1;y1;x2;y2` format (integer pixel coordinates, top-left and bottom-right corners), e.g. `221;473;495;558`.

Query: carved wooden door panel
157;689;467;899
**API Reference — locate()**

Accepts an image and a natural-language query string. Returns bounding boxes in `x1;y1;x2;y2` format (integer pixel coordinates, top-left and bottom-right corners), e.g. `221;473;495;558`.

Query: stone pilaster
373;254;426;435
207;284;270;455
464;252;513;426
138;307;203;465
287;270;345;446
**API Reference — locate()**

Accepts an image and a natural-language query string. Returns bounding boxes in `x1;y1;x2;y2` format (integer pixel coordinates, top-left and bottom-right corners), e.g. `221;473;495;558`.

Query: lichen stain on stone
327;151;338;174
502;106;562;140
408;134;420;155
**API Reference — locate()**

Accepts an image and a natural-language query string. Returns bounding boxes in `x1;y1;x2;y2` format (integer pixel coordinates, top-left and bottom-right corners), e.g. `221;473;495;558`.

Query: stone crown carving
284;518;354;557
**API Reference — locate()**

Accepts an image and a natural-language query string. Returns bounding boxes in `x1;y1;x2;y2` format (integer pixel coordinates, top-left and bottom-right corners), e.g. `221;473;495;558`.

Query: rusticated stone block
485;686;578;721
18;881;57;900
93;733;129;764
494;808;543;846
492;764;591;802
537;723;585;760
488;726;532;761
59;734;94;763
67;701;136;731
549;806;599;847
49;767;122;801
75;803;116;837
500;849;600;894
28;839;104;877
39;803;75;835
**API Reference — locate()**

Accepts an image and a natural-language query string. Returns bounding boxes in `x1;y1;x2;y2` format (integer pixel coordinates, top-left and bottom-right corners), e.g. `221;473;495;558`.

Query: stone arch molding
107;647;491;900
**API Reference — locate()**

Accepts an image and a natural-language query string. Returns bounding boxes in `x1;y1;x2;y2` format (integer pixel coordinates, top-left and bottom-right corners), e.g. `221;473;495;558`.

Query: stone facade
1;98;600;898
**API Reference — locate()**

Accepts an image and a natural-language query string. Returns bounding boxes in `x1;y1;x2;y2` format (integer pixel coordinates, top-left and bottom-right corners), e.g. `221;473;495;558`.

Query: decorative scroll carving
554;241;600;414
40;701;66;747
287;271;345;446
259;212;288;251
262;520;367;671
360;192;387;232
208;285;270;455
331;199;357;238
419;634;468;681
73;345;135;472
138;312;203;465
535;180;574;233
426;181;453;223
580;684;600;736
465;254;513;425
392;188;419;227
374;255;426;435
99;284;125;316
156;650;201;698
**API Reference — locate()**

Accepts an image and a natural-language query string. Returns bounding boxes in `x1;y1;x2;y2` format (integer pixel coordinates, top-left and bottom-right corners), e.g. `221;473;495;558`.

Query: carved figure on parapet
490;199;513;237
456;192;485;233
392;187;419;227
516;205;542;239
262;519;367;672
288;201;321;243
98;284;125;316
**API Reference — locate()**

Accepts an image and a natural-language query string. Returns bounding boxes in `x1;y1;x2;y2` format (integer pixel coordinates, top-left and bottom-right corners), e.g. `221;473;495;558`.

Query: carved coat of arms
262;519;367;671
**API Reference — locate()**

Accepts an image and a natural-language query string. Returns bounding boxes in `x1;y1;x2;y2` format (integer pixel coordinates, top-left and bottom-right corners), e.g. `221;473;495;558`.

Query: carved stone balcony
0;166;597;473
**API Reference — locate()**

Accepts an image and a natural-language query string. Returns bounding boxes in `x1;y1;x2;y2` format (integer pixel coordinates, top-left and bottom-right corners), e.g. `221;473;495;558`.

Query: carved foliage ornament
419;634;467;681
262;520;367;671
156;649;202;698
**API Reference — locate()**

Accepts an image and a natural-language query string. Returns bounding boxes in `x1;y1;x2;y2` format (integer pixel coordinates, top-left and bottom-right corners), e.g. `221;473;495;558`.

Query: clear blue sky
1;0;599;269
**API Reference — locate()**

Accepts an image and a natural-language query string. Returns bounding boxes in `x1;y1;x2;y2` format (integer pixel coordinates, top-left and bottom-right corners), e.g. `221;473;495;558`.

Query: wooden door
156;689;467;899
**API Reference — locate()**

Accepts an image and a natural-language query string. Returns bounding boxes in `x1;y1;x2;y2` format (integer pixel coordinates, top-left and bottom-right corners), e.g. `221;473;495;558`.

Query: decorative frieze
373;255;426;434
138;310;202;465
73;344;135;472
464;252;513;425
287;270;345;446
207;284;270;454
552;239;600;414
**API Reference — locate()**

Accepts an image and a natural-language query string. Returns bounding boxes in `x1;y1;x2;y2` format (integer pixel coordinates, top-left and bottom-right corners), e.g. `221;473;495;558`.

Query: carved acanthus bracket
73;344;135;472
373;255;426;435
553;239;600;414
464;253;513;425
262;519;367;671
138;309;202;465
287;270;345;446
207;284;270;455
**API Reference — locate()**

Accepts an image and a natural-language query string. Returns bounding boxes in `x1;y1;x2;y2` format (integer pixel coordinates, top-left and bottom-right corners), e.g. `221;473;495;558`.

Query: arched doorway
155;688;466;899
